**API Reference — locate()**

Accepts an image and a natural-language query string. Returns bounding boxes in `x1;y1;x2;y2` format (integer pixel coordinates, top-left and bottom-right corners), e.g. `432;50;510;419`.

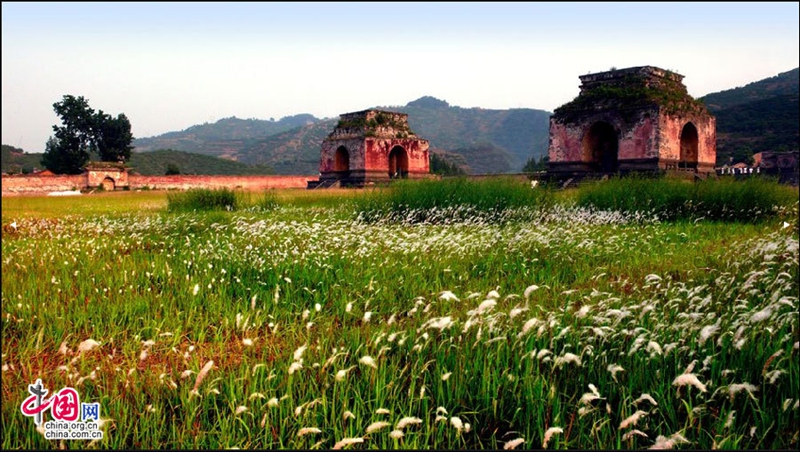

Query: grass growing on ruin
1;180;798;450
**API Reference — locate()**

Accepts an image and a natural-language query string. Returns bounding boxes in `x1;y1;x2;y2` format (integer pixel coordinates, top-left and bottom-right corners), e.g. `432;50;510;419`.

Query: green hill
132;97;552;175
1;144;44;174
132;114;320;159
127;149;274;175
699;68;799;164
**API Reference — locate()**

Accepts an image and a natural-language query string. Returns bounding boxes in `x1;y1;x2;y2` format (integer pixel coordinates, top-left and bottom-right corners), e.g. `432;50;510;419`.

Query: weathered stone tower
309;109;430;188
547;66;716;180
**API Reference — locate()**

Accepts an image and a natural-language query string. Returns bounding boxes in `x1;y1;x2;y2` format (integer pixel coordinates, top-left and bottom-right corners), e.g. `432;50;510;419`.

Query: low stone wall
1;174;318;195
1;174;86;195
129;175;317;191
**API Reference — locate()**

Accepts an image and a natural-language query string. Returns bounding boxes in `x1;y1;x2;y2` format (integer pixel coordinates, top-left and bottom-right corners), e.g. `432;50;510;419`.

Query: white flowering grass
2;190;797;450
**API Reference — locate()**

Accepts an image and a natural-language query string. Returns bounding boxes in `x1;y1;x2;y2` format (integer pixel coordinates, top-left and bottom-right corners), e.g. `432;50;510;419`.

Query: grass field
2;179;798;450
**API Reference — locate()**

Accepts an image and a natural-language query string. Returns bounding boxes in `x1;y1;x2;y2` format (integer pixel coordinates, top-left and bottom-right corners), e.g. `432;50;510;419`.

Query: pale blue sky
2;2;798;153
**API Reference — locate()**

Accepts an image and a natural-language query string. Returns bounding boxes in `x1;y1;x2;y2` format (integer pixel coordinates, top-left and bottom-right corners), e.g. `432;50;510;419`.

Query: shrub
256;190;280;211
576;175;797;222
354;176;554;223
167;188;242;212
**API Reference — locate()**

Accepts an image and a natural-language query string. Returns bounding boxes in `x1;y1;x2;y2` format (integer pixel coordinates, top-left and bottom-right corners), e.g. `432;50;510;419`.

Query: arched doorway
582;122;619;172
334;146;350;176
388;146;408;179
679;123;699;169
101;177;115;191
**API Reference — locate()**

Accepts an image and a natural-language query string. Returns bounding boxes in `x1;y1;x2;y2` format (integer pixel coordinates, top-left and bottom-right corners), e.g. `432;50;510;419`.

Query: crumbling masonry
547;66;716;179
308;109;430;188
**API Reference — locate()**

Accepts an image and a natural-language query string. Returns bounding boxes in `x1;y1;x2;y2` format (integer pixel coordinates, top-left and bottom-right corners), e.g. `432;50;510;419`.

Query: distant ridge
110;67;800;172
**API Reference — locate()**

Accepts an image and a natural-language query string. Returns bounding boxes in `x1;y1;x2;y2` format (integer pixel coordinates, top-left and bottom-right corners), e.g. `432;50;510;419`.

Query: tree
165;163;181;175
94;111;133;163
42;95;94;174
41;95;135;174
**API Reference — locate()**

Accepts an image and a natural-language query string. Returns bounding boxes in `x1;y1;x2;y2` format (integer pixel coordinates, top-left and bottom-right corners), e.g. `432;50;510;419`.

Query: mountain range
3;68;796;176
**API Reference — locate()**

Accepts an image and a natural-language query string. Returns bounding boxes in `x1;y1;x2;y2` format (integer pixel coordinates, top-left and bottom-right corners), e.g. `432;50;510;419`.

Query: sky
2;2;798;153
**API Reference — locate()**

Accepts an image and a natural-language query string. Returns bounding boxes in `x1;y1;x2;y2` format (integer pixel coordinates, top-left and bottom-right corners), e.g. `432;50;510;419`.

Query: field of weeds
2;179;798;450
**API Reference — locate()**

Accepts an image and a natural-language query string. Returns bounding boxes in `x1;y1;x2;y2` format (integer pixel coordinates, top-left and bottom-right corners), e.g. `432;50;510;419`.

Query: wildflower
450;416;464;431
365;421;391;434
672;373;707;393
524;285;539;299
58;341;69;355
389;430;404;439
242;338;253;346
634;393;658;406
476;299;497;314
542;427;563;448
699;325;719;345
555;352;581;367
235;406;248;415
180;370;193;379
359;355;377;369
487;289;500;299
142;340;156;348
724;410;736;429
504;438;525;450
436;406;448;416
442;372;452;381
293;345;307;361
650;432;689;449
332;437;364;449
315;303;321;312
192;360;214;393
77;339;100;353
396;416;422;430
343;410;355;420
288;362;303;374
297;427;322;437
267;397;279;408
619;410;648;429
607;364;624;382
363;311;372;322
622;429;648;441
192;284;199;296
728;383;758;401
439;291;459;302
750;307;772;323
139;350;149;361
346;302;353;312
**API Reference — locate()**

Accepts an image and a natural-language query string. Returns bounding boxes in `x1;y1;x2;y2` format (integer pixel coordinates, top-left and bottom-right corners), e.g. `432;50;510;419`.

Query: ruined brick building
308;109;430;188
547;66;716;179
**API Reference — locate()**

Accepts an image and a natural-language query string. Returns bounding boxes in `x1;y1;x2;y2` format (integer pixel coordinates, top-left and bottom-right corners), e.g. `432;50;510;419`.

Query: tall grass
354;177;553;223
167;188;244;212
1;181;798;450
576;175;798;222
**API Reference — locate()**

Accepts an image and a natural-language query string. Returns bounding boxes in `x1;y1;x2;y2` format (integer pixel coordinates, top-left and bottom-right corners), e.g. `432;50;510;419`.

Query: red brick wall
2;174;317;195
128;175;317;191
1;174;86;195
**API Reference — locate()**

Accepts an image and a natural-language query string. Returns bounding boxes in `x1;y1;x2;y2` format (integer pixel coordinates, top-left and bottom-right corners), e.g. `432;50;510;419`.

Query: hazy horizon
3;2;798;153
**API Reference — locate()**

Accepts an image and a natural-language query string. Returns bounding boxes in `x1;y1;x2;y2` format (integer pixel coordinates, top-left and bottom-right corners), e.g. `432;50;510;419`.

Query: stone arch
582;121;619;172
388;146;409;179
101;177;115;191
334;146;350;174
679;122;699;168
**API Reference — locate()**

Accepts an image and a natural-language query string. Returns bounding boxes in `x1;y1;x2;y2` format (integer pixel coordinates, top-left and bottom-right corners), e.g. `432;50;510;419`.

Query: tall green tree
41;95;135;174
41;95;95;174
93;111;134;163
